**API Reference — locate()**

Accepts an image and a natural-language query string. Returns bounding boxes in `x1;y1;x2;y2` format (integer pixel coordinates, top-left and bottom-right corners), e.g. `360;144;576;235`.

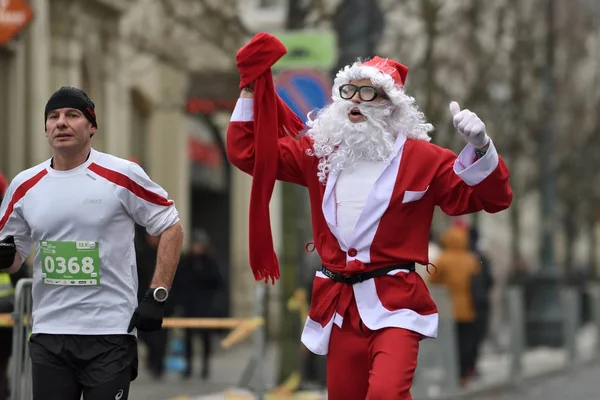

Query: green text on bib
40;241;100;286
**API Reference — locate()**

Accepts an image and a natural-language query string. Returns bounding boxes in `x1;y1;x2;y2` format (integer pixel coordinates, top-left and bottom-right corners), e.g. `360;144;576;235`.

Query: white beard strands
305;100;399;183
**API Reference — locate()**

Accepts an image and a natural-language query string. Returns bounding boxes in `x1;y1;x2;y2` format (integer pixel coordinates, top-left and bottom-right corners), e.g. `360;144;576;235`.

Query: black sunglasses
339;84;388;102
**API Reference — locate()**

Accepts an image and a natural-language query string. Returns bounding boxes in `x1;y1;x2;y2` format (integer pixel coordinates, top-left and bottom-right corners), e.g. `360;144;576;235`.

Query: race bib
39;241;100;286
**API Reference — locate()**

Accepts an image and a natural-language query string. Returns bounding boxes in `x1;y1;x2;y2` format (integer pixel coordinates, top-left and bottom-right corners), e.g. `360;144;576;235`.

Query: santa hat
333;56;409;105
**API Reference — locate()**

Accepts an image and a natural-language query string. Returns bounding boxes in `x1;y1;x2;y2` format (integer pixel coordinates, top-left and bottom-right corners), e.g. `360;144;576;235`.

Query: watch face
154;288;168;302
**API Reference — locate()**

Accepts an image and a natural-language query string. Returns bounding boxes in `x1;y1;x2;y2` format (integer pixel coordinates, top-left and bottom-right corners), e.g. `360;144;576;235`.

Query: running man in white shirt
0;86;184;400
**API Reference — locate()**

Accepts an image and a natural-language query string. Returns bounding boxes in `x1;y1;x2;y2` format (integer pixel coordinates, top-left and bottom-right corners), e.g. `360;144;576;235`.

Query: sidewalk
418;323;597;399
130;340;280;400
166;324;597;400
475;323;595;386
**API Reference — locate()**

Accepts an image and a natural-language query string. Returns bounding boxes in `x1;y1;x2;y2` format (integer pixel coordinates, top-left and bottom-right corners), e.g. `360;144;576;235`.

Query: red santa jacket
227;98;512;355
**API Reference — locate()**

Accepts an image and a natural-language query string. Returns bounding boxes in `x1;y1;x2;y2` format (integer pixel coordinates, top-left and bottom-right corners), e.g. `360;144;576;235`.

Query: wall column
103;37;128;157
26;0;51;164
146;64;190;247
230;169;255;318
7;40;27;177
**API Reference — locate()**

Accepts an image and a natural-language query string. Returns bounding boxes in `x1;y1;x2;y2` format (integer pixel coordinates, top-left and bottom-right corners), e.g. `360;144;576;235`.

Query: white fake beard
306;100;399;183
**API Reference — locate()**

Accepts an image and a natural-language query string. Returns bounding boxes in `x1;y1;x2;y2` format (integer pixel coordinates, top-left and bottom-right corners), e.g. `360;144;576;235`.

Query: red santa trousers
326;298;421;400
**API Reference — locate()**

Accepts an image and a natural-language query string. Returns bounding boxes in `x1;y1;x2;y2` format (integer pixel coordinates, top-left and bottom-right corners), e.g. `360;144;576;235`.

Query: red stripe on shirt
0;169;49;231
88;163;173;206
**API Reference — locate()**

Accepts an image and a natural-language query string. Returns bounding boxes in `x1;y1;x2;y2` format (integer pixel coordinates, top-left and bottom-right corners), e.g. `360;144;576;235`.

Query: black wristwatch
151;287;169;303
475;148;488;159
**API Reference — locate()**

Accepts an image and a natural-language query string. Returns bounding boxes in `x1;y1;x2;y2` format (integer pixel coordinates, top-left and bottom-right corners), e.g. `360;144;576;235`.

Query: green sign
274;30;337;70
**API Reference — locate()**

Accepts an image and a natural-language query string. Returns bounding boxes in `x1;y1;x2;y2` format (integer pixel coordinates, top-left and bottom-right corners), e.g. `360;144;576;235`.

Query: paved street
475;362;600;400
130;359;600;400
127;326;600;400
128;341;600;400
130;345;600;400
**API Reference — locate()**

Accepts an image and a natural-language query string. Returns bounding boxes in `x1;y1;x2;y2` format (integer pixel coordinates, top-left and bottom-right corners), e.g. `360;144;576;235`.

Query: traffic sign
274;30;337;70
0;0;33;46
275;69;332;125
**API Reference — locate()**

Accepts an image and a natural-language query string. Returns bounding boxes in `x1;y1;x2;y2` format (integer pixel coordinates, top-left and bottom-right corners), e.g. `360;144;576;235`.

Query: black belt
321;263;416;285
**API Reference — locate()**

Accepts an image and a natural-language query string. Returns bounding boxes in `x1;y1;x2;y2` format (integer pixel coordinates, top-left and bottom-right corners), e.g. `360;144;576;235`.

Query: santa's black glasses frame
339;84;388;102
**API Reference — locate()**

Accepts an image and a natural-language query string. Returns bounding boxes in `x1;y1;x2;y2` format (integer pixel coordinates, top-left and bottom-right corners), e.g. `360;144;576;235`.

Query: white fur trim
353;278;439;338
454;140;500;186
230;98;254;122
301;315;335;355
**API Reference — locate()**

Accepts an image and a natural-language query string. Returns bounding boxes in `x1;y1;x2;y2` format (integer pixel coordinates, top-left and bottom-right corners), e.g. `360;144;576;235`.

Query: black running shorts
29;333;138;400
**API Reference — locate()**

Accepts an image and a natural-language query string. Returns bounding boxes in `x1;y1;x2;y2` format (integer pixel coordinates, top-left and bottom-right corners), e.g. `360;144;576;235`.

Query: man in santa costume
227;34;512;400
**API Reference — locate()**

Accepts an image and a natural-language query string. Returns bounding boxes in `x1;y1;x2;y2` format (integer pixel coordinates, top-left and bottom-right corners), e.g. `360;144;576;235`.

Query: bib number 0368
39;240;100;286
43;256;95;274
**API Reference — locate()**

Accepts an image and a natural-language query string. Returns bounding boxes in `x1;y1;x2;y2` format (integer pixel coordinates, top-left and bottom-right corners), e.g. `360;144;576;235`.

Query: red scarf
236;33;305;283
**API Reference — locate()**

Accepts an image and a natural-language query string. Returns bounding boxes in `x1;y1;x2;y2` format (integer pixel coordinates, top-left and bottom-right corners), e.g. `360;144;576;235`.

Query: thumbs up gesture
449;102;490;149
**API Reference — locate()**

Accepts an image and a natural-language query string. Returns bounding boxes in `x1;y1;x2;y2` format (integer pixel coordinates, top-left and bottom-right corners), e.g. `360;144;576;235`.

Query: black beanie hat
44;86;97;128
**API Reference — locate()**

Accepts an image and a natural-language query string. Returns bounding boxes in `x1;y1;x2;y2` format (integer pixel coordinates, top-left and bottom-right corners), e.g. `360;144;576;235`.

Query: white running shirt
0;148;180;335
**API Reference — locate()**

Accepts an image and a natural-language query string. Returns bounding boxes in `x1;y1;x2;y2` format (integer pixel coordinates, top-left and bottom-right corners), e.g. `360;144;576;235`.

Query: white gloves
449;101;490;149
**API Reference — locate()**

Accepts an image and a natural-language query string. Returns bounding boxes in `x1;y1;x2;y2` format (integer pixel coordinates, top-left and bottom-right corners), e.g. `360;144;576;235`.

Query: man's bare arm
150;222;184;288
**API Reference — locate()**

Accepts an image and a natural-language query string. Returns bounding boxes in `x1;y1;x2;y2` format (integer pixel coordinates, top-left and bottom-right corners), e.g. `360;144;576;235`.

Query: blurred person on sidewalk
171;229;224;380
130;158;172;379
227;33;512;399
508;258;531;287
134;223;170;379
507;257;534;323
469;226;494;378
430;224;481;386
0;172;30;399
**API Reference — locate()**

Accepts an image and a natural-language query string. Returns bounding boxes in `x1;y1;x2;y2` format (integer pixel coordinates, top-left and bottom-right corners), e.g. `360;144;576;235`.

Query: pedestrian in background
134;223;170;379
430;223;480;387
469;226;494;378
172;229;224;380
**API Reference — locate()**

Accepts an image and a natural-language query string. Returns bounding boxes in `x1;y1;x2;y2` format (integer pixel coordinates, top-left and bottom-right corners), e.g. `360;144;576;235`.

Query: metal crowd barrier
6;277;267;400
11;277;34;400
